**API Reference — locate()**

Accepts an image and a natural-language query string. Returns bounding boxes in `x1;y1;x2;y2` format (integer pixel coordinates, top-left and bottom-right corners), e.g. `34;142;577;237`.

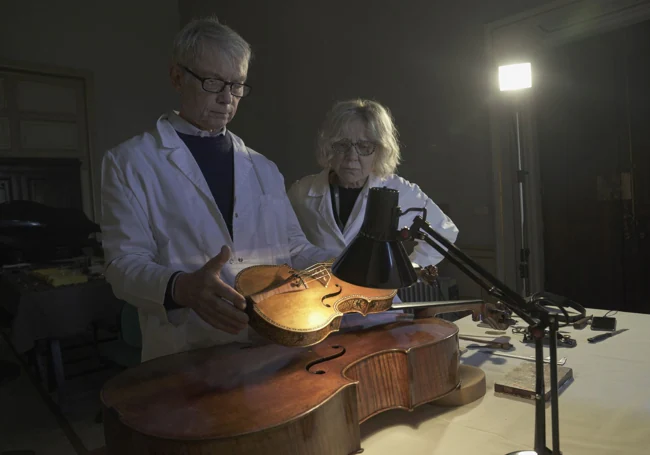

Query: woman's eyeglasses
331;139;376;156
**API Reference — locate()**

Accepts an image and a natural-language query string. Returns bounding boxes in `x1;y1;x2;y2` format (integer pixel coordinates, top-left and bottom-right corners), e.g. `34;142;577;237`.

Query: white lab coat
101;113;335;361
287;169;459;267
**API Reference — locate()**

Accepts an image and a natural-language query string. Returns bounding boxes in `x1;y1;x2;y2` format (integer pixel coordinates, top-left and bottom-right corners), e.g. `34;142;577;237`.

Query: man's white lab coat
101;113;334;361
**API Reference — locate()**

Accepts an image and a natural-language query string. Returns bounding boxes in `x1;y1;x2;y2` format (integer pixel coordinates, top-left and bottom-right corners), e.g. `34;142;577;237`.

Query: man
101;16;336;361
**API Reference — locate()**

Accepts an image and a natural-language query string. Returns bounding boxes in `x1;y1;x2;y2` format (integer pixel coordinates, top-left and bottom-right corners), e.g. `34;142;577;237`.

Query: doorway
534;20;650;313
0;62;96;220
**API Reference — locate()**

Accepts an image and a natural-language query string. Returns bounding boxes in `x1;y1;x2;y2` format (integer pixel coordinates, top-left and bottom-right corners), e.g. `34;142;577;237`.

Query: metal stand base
406;216;566;455
505;315;562;455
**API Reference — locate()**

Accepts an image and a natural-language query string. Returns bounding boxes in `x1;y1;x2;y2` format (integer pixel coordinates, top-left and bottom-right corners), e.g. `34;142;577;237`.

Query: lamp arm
399;198;567;455
400;206;427;218
405;214;539;326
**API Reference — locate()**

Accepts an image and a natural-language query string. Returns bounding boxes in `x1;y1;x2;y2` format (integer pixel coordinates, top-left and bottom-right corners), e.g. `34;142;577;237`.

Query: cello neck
391;299;514;331
391;299;484;314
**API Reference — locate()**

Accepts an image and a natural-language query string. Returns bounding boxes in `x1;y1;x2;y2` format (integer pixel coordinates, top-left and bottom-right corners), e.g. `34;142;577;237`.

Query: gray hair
172;15;252;75
316;99;401;178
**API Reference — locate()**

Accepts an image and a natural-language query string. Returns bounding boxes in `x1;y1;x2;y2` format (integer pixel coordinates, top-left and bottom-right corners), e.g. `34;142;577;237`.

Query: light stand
499;62;533;297
402;211;563;455
514;108;530;297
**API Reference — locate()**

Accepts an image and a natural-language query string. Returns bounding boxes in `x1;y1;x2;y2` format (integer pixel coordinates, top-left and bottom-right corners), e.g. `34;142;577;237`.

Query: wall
179;0;552;252
0;0;180;219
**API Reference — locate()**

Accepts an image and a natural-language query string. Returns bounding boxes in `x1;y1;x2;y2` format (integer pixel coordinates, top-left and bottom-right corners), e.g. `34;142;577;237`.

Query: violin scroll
416;265;439;285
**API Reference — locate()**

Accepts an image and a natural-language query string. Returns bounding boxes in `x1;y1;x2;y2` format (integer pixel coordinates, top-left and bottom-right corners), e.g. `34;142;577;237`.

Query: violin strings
295;264;330;279
297;262;330;275
299;270;330;286
293;264;332;287
301;274;330;287
298;268;329;279
284;264;324;287
302;268;330;281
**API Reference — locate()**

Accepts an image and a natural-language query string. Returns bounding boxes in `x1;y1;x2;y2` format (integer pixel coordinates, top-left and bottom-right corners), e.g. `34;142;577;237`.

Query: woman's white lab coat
287;169;459;267
101;113;334;361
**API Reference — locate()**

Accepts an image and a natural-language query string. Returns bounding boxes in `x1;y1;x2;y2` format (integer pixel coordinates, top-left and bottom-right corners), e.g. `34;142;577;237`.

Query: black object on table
588;328;628;343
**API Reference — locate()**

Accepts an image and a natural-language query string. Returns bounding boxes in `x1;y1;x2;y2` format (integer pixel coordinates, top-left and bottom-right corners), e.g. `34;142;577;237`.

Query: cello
102;315;461;455
101;263;512;454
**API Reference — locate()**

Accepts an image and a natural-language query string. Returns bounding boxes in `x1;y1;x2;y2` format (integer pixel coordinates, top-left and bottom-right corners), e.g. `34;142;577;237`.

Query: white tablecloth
359;309;649;454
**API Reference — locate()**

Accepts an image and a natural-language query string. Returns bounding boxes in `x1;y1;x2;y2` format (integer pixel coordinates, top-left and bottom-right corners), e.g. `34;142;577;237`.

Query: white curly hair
316;99;401;178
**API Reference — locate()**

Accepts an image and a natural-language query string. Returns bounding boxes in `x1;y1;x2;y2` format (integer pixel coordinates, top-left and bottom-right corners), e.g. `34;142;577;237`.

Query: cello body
101;316;460;455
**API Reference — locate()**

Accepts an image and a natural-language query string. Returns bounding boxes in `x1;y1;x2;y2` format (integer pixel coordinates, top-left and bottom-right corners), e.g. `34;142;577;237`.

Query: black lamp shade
331;187;418;289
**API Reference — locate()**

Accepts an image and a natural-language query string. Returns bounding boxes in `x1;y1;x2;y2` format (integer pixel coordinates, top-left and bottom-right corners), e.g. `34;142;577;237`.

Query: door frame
0;58;98;221
485;0;650;292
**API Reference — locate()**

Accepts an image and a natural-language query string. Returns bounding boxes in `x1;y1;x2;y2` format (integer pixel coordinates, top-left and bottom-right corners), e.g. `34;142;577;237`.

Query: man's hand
173;245;249;334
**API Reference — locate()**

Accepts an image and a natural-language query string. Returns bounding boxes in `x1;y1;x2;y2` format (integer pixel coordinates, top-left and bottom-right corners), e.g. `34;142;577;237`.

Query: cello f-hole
306;345;346;374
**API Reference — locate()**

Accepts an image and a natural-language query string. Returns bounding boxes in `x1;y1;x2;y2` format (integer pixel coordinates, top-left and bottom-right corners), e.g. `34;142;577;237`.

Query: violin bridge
307;265;331;287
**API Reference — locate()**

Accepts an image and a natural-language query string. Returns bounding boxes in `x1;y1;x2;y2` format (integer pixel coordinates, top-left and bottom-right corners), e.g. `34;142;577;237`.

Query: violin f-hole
321;284;342;308
306;345;346;374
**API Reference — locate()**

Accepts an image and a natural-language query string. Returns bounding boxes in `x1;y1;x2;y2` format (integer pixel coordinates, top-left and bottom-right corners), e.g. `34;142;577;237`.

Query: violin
101;314;461;455
235;262;514;347
234;261;398;348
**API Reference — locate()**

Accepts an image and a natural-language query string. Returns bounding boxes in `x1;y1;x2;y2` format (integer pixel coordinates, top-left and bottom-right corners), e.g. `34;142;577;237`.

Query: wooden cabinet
0;64;94;219
0;158;82;209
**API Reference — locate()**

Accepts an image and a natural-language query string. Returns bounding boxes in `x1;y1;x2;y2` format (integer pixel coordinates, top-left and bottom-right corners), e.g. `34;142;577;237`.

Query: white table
359;309;649;454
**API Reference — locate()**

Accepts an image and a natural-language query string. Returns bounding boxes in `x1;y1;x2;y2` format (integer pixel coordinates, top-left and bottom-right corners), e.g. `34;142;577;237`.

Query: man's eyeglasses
180;65;252;98
331;139;376;156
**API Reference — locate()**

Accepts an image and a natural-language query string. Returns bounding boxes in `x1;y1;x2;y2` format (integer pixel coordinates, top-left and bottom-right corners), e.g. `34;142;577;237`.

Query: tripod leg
549;318;561;454
534;331;547;453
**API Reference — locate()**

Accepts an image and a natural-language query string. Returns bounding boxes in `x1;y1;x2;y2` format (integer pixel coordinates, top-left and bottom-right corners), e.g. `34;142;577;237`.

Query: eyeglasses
331;139;376;156
180;65;252;98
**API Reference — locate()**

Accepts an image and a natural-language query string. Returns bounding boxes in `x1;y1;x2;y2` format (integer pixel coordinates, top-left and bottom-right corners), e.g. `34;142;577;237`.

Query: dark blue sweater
164;130;235;311
176;131;235;238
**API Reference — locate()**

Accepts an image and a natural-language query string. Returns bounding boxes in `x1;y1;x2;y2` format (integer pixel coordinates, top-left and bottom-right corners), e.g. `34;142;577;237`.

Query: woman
288;99;459;270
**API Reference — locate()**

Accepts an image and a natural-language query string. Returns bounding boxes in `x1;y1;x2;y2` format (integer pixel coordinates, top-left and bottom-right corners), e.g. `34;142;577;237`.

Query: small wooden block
494;363;573;401
433;364;486;406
